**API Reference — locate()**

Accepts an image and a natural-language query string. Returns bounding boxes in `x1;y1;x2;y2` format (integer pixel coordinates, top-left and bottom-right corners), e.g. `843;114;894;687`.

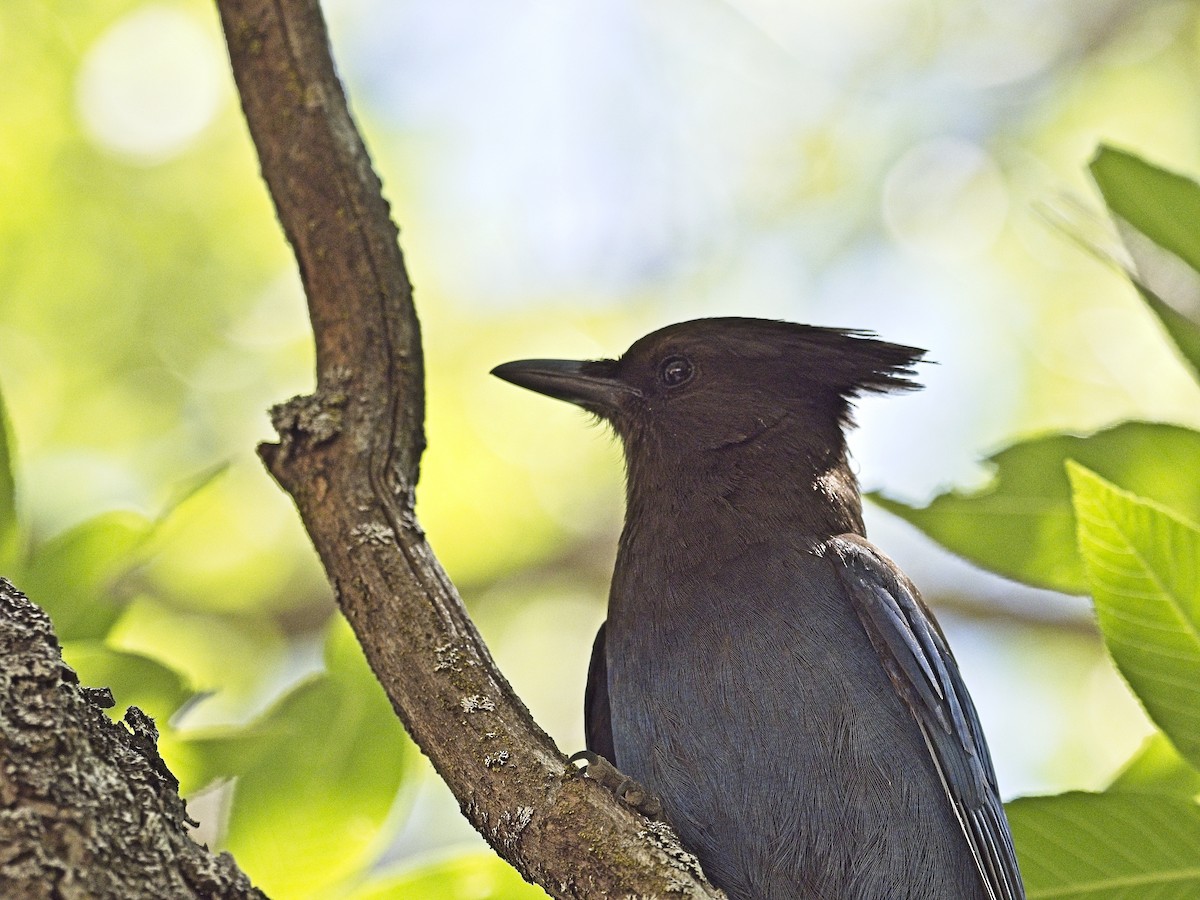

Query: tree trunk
0;579;265;899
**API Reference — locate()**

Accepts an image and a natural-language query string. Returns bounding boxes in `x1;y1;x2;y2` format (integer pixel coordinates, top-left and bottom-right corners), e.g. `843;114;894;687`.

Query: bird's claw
569;750;665;820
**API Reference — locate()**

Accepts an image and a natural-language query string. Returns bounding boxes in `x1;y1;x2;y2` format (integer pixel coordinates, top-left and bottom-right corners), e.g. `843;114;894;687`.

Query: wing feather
584;621;616;764
829;534;1024;900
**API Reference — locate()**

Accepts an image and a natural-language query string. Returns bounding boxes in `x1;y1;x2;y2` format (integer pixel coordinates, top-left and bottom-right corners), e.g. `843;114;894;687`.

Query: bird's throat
618;434;866;581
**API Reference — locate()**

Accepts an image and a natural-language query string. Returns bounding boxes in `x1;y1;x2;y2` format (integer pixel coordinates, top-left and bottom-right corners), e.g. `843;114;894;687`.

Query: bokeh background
4;0;1200;895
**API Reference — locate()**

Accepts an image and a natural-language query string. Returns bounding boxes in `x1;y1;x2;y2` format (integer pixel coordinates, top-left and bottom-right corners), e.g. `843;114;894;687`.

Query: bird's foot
569;750;664;820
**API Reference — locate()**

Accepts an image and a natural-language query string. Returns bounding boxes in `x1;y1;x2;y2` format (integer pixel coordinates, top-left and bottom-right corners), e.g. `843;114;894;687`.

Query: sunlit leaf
156;460;230;525
350;852;548;900
1110;733;1200;800
222;617;416;899
1089;147;1200;380
1091;146;1200;276
1008;791;1200;898
143;462;327;615
20;510;155;640
62;641;192;722
107;595;285;704
1128;277;1200;382
871;422;1200;595
1069;463;1200;768
166;724;274;798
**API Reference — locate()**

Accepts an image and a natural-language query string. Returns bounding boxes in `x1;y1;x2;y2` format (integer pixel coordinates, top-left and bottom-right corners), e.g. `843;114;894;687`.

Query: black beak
491;358;637;415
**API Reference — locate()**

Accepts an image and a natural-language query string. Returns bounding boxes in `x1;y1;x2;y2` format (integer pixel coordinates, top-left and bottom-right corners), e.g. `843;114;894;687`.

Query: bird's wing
829;534;1025;900
584;621;617;763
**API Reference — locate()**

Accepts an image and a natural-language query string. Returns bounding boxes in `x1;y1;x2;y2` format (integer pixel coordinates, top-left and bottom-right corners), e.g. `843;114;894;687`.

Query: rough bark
214;0;723;897
0;579;265;900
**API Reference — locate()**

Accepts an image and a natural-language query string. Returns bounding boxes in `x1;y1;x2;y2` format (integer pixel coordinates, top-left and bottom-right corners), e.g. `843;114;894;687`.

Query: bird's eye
658;355;694;388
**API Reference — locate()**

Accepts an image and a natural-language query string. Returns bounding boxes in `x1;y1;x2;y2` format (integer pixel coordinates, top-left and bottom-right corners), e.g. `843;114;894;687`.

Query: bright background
4;0;1200;893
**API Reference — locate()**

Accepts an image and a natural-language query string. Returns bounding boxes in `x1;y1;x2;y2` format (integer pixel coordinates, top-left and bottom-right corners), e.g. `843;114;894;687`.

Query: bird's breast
604;543;987;900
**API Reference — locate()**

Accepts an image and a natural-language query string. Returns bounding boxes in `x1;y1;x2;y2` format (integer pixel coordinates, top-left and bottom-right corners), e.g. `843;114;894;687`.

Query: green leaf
19;510;155;640
350;853;548;900
1089;147;1200;380
156;461;230;525
1110;733;1200;800
0;377;19;570
871;422;1200;595
1091;146;1200;277
1129;277;1200;382
221;617;416;899
1069;463;1200;768
107;595;285;703
166;724;275;798
1008;791;1200;898
62;641;192;723
9;467;227;643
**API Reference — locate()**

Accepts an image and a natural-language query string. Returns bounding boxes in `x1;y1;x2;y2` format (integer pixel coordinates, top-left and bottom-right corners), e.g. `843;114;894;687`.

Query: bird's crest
626;317;926;401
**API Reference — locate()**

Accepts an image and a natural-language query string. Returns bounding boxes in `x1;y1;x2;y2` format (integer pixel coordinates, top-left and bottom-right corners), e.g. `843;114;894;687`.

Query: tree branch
0;580;265;899
213;1;723;896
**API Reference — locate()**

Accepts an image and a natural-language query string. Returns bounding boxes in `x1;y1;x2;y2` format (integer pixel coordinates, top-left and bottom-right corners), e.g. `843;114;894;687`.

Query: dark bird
492;317;1024;900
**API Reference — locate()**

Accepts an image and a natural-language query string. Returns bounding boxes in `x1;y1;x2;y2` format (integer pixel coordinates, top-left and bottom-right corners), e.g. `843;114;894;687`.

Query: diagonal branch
213;0;723;896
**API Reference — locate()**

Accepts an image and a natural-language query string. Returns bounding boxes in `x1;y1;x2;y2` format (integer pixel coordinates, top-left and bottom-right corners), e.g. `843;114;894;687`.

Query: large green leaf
19;510;155;640
1110;733;1200;800
871;422;1200;595
221;617;416;899
350;853;548;900
1069;463;1200;768
1091;146;1200;277
1008;791;1200;898
9;466;228;642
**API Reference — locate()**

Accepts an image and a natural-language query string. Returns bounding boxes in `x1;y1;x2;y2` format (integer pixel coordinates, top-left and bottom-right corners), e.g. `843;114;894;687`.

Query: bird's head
492;317;924;457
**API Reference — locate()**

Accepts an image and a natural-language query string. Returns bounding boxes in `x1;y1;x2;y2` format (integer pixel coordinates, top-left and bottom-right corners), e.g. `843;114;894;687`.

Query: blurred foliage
349;853;547;900
888;149;1200;895
1090;147;1200;381
0;1;607;894
182;621;419;899
873;423;1200;595
6;0;1200;897
1091;147;1200;280
1109;733;1200;800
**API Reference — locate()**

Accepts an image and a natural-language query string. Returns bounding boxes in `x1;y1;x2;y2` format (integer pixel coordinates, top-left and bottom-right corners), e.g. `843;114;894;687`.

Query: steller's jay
493;317;1024;900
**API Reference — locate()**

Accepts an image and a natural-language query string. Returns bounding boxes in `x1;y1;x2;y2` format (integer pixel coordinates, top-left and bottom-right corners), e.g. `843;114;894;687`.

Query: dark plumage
492;317;1024;900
